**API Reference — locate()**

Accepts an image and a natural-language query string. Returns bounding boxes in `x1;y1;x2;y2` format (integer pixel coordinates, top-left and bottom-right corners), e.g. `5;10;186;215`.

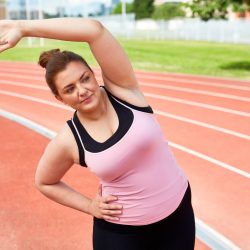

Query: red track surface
1;61;249;249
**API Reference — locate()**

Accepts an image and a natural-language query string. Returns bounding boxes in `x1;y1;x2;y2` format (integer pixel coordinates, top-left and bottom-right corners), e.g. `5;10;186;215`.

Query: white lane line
0;108;242;250
0;66;41;75
145;92;250;117
136;73;250;91
0;109;56;139
1;88;249;140
154;110;250;140
0;90;249;179
134;70;250;84
141;82;250;102
169;141;250;178
0;72;42;81
195;218;241;250
0;90;71;111
1;81;249;118
0;80;48;90
0;67;42;75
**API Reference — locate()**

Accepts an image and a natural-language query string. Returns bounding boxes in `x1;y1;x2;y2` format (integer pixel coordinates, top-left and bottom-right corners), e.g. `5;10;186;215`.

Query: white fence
94;14;250;44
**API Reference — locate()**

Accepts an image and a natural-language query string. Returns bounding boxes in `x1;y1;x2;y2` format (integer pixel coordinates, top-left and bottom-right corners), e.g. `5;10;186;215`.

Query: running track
0;61;249;250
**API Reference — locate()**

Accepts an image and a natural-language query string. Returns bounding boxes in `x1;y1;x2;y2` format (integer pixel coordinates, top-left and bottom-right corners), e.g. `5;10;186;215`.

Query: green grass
1;38;250;80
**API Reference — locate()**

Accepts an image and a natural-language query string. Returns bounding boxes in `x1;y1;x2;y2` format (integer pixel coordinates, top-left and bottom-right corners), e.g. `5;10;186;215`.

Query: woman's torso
67;85;188;225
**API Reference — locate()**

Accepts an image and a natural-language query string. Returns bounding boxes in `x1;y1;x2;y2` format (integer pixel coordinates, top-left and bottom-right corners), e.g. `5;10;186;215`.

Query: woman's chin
77;98;98;113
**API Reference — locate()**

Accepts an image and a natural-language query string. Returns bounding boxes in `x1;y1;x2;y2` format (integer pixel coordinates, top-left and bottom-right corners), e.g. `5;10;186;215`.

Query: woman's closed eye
65;86;75;94
64;75;90;94
81;76;90;83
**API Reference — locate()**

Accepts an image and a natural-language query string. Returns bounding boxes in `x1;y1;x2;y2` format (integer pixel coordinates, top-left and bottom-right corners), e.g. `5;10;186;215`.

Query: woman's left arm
0;18;139;92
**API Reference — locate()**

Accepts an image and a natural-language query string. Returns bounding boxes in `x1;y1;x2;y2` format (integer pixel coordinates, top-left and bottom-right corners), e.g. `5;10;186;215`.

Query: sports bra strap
67;119;87;167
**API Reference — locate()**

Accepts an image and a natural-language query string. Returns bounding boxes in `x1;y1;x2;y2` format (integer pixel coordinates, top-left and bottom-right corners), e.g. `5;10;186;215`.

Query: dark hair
38;49;93;96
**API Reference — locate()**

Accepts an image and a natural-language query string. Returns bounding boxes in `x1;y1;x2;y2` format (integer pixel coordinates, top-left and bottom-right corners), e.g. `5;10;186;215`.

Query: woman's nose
77;84;87;97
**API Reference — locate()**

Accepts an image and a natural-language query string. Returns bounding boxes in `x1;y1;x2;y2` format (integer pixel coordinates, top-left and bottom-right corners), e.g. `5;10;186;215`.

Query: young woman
0;18;195;249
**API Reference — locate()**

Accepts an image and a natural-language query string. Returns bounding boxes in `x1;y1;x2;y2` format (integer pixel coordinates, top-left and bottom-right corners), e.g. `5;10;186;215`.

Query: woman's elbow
34;175;44;190
34;167;46;190
87;19;104;43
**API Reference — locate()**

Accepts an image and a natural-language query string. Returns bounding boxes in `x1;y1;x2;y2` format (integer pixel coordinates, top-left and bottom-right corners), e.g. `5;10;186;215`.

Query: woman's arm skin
0;18;146;100
35;125;123;221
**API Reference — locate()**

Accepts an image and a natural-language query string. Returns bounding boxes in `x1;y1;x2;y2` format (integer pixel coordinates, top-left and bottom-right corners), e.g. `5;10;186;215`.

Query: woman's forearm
19;18;103;43
37;180;92;214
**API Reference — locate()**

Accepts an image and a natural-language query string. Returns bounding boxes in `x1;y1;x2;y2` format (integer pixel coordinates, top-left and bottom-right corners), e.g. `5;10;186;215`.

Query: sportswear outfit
67;86;195;250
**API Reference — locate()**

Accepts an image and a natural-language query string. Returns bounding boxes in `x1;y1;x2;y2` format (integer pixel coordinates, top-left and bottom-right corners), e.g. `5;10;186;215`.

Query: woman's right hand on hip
87;185;123;221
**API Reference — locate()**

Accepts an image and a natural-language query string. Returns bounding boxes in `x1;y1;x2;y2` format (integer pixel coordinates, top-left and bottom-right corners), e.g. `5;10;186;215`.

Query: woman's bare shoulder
48;123;79;164
35;123;79;185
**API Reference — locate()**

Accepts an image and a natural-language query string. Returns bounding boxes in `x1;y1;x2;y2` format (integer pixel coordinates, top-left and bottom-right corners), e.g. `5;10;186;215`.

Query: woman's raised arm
0;18;139;92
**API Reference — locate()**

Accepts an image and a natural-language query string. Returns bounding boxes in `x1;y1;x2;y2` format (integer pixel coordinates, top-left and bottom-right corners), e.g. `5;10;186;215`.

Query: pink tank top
67;86;188;225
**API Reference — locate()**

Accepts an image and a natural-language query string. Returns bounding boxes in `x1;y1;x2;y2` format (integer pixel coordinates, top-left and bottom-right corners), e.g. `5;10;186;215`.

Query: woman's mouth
80;94;93;104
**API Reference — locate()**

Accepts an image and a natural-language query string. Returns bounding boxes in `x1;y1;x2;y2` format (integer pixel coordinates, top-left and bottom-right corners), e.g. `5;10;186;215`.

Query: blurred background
1;0;250;43
1;0;250;80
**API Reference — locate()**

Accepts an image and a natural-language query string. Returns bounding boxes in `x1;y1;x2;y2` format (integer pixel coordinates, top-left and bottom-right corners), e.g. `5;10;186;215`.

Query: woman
0;18;195;249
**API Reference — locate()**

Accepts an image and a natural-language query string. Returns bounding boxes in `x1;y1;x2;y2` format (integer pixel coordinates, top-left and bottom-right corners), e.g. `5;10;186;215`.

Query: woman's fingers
101;209;122;215
93;190;123;220
103;195;118;203
97;195;123;220
99;202;123;210
0;43;12;53
0;20;23;53
0;39;8;45
102;215;120;221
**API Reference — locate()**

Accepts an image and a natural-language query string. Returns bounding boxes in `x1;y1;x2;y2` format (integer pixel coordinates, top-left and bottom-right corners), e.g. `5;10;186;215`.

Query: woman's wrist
17;20;27;38
86;199;93;216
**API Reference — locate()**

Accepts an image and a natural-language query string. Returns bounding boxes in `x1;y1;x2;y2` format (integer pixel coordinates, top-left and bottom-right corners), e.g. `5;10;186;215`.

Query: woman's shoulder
49;123;79;163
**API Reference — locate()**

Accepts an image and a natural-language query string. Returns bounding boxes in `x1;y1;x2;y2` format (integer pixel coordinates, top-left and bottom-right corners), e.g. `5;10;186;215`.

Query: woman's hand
88;185;123;221
0;20;23;53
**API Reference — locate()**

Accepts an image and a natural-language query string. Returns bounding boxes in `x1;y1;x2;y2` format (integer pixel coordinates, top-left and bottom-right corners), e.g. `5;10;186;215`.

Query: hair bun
38;49;61;68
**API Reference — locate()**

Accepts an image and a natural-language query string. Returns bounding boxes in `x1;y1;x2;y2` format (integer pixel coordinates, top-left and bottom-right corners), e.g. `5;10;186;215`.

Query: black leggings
93;183;195;250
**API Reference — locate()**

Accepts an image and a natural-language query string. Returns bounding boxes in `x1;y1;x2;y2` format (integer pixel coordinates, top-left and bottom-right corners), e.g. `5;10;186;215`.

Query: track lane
0;117;96;250
173;147;250;248
134;69;250;86
141;85;250;113
149;98;250;136
139;81;250;97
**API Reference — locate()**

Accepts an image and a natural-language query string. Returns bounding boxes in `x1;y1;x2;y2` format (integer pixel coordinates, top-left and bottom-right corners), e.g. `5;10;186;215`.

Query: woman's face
55;61;101;113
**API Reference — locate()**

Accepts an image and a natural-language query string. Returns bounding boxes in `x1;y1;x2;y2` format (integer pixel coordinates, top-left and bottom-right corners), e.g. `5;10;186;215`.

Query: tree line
112;0;250;21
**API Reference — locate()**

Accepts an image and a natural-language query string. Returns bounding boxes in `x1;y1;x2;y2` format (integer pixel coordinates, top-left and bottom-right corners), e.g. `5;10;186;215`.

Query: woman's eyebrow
62;83;74;90
79;71;88;81
62;71;88;90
